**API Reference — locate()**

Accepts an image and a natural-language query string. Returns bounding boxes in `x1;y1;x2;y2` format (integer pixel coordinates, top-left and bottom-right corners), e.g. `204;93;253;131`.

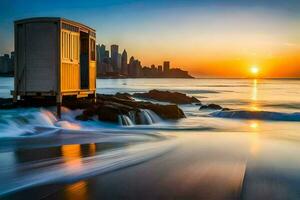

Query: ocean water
1;77;300;199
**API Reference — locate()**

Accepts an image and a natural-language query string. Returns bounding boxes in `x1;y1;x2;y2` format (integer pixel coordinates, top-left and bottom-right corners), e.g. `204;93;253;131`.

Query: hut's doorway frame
80;31;89;90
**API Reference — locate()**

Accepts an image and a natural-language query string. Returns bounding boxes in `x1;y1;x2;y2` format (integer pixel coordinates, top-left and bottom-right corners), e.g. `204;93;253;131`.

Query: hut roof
14;17;95;32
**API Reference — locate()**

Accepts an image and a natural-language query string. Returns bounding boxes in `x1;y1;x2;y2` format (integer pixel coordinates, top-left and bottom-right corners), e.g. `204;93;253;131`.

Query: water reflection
250;79;260;111
249;121;259;130
89;143;96;154
61;143;97;172
249;120;261;156
61;144;97;200
251;79;258;101
65;180;88;200
61;144;83;172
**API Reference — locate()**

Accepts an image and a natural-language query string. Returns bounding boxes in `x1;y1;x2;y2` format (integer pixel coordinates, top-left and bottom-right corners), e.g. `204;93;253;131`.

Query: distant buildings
158;65;162;73
128;56;135;77
139;61;192;78
1;43;192;78
0;43;192;78
0;52;14;75
121;50;128;75
111;45;119;72
133;60;141;77
104;50;113;72
117;53;122;72
94;43;193;78
163;61;170;72
96;44;107;77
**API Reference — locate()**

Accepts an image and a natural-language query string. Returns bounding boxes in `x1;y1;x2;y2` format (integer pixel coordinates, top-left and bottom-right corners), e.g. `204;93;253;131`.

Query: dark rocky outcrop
133;89;200;104
73;94;185;124
0;92;186;124
0;97;57;109
0;98;14;109
199;103;223;110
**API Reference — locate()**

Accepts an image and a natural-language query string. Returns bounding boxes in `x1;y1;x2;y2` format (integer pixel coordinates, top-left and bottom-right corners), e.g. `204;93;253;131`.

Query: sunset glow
1;1;300;77
250;122;259;129
250;66;259;75
2;1;300;199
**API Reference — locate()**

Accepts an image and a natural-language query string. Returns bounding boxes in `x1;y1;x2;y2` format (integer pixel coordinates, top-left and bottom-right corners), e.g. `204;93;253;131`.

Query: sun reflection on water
252;79;257;101
61;143;97;172
62;143;97;200
89;143;96;154
65;180;88;200
250;104;259;111
250;122;259;129
249;79;260;111
247;79;262;157
61;144;83;172
248;120;261;156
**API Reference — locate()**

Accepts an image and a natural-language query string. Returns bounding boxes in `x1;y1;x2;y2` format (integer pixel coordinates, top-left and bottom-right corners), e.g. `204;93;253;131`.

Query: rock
97;105;121;123
133;89;200;104
63;97;95;110
0;91;186;124
0;98;15;109
200;104;223;110
221;108;230;111
75;114;91;121
115;92;133;100
71;93;186;124
143;103;185;119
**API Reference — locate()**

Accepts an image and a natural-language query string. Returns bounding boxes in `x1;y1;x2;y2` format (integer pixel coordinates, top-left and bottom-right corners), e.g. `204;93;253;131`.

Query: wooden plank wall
25;22;57;92
61;30;80;92
15;23;26;93
89;37;96;90
61;63;79;91
15;22;57;93
89;61;96;90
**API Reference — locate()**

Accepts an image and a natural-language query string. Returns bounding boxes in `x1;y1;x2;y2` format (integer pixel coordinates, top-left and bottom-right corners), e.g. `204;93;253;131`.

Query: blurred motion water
0;78;300;199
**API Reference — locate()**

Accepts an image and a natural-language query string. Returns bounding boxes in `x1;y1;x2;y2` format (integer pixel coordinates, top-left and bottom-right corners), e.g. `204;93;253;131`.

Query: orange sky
97;5;300;78
2;1;300;78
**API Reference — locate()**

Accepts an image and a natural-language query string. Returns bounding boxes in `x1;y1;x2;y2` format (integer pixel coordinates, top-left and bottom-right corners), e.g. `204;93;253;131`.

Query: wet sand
3;132;300;200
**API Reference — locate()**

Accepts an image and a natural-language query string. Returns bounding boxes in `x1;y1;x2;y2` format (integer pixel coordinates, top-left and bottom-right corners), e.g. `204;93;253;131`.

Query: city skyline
95;43;192;78
1;0;300;77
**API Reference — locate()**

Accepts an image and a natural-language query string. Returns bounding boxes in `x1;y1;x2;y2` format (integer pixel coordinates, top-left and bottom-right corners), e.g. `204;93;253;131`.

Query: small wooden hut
13;17;96;115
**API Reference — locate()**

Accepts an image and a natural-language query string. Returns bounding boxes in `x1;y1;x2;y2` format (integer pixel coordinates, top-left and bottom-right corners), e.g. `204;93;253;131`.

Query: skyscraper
10;51;15;72
117;53;122;72
163;61;170;72
121;49;128;75
128;56;135;76
96;44;101;74
96;44;107;76
111;44;119;72
158;65;163;72
0;54;12;74
103;50;112;72
133;60;142;77
105;50;109;58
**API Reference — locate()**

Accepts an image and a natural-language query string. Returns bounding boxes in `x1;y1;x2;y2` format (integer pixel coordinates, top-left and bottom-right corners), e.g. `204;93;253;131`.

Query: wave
0;108;98;137
0;106;167;137
211;110;300;121
119;109;162;126
263;103;300;110
0;139;177;196
0;108;58;137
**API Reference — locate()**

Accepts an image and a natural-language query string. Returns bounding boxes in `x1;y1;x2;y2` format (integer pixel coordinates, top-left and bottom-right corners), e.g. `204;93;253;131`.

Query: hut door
80;31;89;89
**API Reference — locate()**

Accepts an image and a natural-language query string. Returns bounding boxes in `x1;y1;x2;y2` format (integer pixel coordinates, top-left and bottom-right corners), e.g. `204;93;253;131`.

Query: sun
250;66;259;75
